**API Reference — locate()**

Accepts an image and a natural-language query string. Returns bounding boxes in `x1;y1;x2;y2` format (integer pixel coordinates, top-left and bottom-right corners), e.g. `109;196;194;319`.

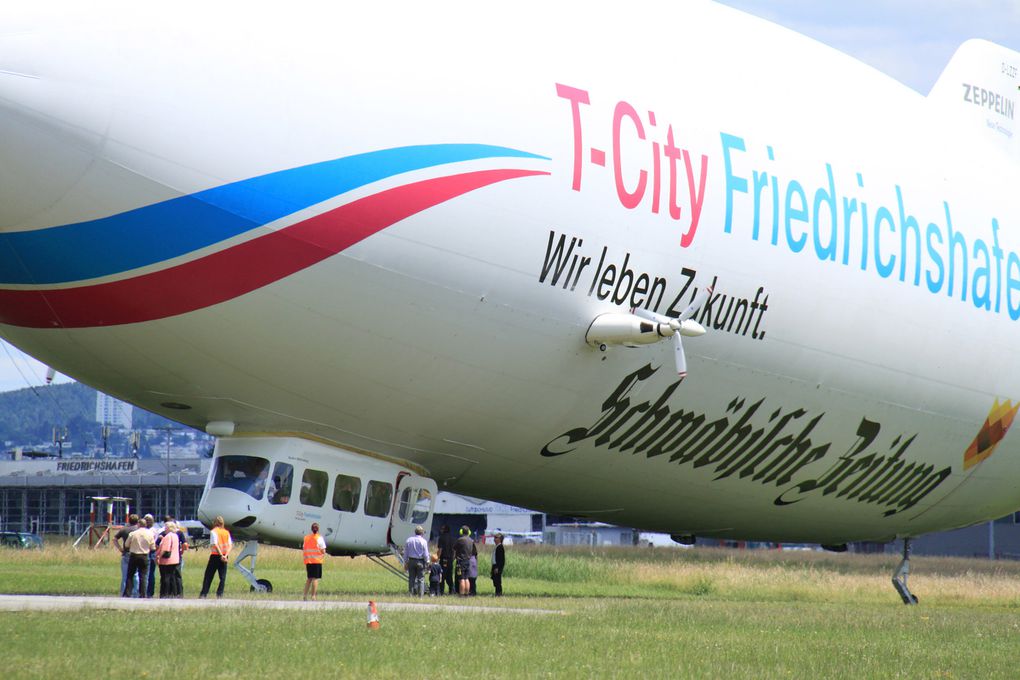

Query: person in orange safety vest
199;515;232;598
303;522;327;601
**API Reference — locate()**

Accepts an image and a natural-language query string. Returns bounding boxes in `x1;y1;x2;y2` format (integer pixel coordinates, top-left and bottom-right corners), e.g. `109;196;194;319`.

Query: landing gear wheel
235;541;272;593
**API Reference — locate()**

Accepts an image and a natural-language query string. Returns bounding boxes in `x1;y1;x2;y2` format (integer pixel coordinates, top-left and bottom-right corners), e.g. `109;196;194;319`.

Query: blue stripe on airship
0;144;547;285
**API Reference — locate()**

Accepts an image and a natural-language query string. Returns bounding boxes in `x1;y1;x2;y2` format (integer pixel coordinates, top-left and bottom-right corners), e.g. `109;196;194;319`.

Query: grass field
3;540;1020;678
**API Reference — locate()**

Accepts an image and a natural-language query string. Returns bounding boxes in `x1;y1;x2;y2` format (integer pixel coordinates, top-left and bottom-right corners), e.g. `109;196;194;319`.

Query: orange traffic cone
367;600;380;629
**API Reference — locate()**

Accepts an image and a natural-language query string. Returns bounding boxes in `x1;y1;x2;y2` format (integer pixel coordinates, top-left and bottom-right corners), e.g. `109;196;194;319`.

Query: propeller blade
631;306;669;324
678;285;714;322
673;335;687;378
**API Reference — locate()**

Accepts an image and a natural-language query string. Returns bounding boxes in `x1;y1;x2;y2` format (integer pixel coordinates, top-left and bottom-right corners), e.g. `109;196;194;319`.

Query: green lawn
2;542;1020;678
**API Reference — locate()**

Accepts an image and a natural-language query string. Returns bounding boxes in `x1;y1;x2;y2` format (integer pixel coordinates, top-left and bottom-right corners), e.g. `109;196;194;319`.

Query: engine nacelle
585;312;675;348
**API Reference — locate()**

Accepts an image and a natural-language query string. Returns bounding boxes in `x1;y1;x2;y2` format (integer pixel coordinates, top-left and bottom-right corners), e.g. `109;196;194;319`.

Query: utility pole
162;426;174;517
52;426;68;459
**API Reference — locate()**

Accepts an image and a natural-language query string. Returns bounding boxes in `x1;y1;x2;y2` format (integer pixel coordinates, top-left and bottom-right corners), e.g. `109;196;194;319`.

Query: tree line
0;382;197;455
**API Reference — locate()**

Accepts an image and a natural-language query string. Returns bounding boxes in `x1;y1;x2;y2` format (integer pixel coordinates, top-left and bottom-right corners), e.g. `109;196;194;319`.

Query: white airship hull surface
0;1;1018;544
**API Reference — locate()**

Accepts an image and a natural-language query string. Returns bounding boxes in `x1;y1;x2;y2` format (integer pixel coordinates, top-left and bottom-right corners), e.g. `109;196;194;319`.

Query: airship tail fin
928;40;1019;163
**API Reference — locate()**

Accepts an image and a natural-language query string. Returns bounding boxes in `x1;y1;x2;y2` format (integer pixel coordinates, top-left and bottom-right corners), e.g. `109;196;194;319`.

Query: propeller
678;285;712;324
632;284;713;377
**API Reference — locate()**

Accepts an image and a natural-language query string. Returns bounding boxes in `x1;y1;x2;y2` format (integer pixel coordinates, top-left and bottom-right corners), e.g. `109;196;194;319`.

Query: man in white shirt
123;516;156;598
144;514;160;597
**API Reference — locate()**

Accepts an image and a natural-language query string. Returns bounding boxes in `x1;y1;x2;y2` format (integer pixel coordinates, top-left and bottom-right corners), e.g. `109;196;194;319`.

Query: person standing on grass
199;516;232;598
161;514;190;574
404;525;429;596
428;553;443;596
143;514;158;597
123;515;155;598
467;545;478;596
437;524;455;595
454;526;474;596
157;521;181;598
155;515;189;596
302;522;326;601
175;524;189;596
114;513;140;597
490;533;505;596
170;519;187;596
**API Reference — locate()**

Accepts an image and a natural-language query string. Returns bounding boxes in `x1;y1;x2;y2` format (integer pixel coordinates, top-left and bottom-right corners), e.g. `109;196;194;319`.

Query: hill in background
0;382;202;456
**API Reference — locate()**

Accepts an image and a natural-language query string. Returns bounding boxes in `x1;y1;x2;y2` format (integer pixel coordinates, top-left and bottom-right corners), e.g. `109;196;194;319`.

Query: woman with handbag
157;521;182;598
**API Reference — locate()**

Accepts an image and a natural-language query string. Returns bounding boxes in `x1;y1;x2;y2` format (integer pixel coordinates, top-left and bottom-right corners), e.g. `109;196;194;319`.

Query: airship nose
0;26;111;234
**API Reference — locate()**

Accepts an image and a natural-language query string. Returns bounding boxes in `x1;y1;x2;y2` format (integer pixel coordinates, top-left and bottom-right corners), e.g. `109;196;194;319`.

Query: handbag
161;550;172;559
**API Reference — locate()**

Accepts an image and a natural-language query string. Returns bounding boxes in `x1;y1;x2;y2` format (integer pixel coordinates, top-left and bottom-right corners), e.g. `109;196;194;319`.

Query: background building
544;522;639;546
0;457;207;535
95;393;133;430
3;452;1020;560
425;493;544;541
900;515;1020;560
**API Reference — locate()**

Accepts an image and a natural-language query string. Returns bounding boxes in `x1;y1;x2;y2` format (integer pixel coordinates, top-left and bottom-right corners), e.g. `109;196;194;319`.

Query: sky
1;1;1019;392
0;342;67;393
718;0;1020;94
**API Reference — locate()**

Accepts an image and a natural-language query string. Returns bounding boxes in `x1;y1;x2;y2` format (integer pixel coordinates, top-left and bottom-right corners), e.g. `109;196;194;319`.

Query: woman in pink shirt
157;521;182;598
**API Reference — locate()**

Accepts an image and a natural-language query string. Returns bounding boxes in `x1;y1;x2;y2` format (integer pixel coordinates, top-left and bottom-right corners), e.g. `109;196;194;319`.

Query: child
428;553;443;596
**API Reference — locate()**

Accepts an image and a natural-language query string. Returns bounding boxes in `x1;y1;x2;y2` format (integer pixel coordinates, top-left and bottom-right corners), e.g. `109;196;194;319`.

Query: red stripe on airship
0;168;547;328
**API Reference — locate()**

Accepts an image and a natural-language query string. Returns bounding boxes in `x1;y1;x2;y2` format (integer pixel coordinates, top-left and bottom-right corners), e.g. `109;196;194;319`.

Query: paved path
0;594;563;615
